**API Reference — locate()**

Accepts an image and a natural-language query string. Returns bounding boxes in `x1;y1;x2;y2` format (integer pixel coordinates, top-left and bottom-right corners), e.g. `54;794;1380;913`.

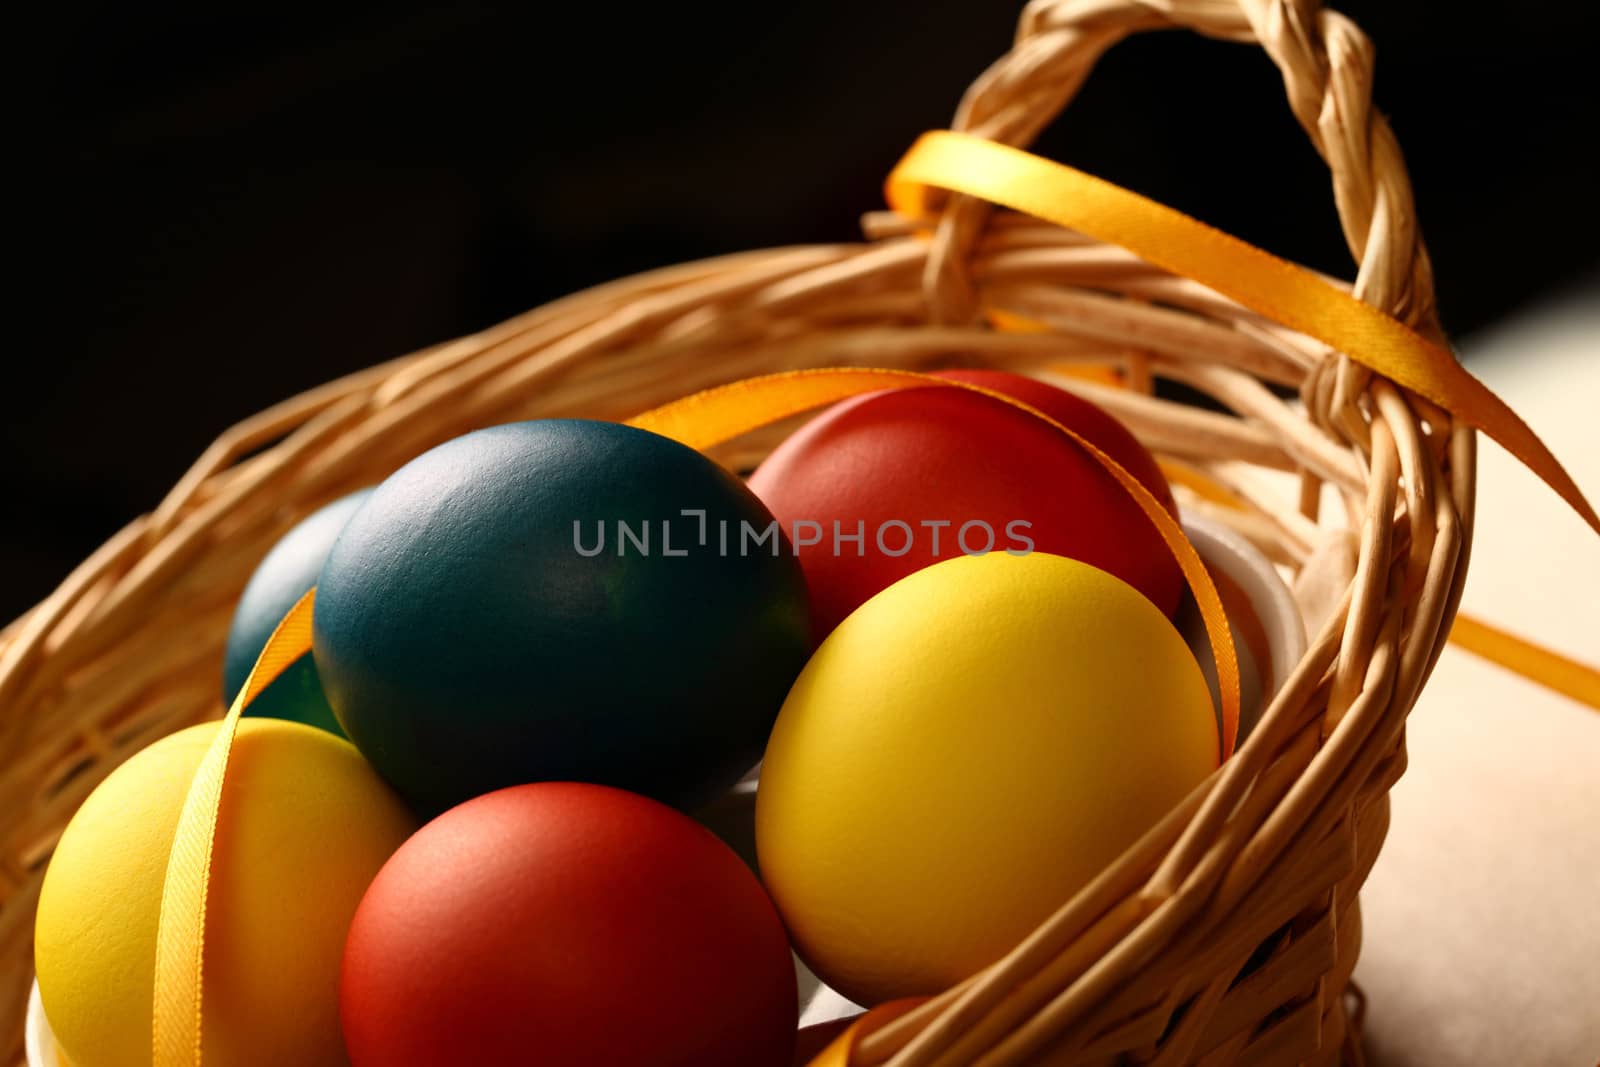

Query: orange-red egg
340;782;797;1066
747;369;1178;638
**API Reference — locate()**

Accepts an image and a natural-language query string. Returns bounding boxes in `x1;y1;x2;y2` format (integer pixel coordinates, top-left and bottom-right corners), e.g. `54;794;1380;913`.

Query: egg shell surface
34;719;417;1067
312;419;812;815
756;552;1217;1006
340;782;798;1067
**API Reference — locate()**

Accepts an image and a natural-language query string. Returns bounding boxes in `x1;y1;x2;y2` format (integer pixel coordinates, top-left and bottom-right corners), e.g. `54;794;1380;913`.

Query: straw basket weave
2;0;1473;1063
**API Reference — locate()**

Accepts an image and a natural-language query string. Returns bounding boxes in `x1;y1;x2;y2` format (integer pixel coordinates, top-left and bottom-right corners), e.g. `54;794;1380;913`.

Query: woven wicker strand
1;1;1468;1063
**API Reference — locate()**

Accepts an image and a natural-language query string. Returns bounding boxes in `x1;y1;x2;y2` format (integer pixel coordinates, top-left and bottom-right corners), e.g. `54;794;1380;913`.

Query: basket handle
925;0;1435;332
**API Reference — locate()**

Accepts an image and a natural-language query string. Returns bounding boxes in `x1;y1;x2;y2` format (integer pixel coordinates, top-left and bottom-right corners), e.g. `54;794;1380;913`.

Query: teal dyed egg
222;489;372;736
312;420;812;815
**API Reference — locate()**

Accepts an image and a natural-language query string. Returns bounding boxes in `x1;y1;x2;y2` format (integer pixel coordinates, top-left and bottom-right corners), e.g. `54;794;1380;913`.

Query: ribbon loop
153;590;317;1066
886;130;1600;535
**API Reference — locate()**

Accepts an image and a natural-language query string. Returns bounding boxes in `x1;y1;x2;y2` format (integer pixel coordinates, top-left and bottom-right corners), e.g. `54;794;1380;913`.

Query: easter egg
35;719;417;1067
756;552;1217;1006
313;419;810;814
340;782;798;1066
223;489;372;736
747;369;1180;639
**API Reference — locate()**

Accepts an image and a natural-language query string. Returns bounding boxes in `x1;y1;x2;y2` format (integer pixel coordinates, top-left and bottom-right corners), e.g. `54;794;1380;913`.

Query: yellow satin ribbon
1448;615;1600;711
153;590;315;1065
887;130;1600;536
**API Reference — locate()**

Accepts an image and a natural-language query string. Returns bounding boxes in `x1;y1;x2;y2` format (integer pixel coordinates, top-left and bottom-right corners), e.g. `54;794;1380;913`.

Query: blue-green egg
222;489;372;735
312;420;812;815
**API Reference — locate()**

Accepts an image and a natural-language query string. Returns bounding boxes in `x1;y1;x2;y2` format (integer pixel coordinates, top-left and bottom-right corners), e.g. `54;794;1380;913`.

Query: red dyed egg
747;369;1179;638
340;783;797;1067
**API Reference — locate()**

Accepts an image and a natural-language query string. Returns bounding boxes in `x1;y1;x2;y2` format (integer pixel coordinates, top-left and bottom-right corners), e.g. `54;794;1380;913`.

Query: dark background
9;0;1598;620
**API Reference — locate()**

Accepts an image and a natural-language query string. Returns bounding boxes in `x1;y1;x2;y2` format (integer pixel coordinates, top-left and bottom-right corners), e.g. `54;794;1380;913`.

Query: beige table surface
1350;280;1599;1067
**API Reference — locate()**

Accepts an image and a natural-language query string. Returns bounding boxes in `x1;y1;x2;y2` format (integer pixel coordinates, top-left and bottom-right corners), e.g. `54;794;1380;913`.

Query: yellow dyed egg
756;552;1218;1006
35;719;417;1067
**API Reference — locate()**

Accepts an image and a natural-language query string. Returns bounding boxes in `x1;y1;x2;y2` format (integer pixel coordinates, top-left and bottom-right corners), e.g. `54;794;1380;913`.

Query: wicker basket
2;0;1479;1063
